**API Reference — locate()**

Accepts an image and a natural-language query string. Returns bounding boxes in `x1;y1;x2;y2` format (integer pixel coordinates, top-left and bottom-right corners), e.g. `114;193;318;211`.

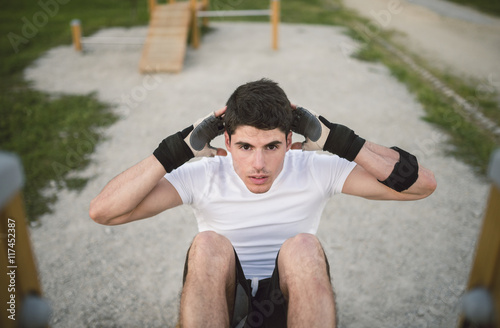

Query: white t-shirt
165;150;356;279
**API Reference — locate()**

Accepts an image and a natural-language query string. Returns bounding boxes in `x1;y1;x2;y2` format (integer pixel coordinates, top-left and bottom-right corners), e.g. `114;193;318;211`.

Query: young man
90;79;436;328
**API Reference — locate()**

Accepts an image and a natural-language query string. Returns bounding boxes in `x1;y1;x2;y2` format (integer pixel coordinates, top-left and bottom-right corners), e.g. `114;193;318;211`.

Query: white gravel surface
25;22;490;327
343;0;500;89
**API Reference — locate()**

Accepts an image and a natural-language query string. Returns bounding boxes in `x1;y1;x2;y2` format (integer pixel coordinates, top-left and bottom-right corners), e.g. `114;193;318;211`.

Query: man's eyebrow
266;140;283;147
234;140;283;147
234;141;251;146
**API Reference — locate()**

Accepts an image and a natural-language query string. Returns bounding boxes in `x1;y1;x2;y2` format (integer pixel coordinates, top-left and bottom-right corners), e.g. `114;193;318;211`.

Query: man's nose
252;150;265;171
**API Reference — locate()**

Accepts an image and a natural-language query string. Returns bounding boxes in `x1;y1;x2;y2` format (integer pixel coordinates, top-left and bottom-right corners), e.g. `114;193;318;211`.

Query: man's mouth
249;175;269;185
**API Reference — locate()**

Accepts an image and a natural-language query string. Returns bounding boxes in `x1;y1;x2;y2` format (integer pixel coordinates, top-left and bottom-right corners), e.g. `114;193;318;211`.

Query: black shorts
183;250;288;328
183;247;332;328
231;251;287;328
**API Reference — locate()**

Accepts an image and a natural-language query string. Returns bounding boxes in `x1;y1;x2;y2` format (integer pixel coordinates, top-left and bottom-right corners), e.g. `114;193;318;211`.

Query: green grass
0;0;149;220
446;0;500;16
386;52;497;173
2;0;499;221
0;91;118;218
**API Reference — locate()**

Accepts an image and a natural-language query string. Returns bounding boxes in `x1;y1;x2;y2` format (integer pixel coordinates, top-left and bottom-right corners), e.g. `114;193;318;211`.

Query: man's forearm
354;141;436;197
353;141;399;181
89;155;166;224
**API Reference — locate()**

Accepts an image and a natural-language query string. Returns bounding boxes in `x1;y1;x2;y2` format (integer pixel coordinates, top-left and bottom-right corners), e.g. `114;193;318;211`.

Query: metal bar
80;37;145;45
197;9;271;17
81;37;145;41
81;41;144;45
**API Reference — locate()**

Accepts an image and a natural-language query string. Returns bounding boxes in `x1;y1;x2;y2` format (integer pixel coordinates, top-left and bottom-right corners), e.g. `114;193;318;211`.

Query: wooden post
190;0;200;49
0;153;50;328
459;149;500;327
71;19;82;51
271;0;279;50
148;0;156;15
202;0;209;27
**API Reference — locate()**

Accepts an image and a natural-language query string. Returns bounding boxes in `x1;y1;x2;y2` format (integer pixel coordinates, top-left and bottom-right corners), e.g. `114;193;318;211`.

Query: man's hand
187;106;227;157
153;107;227;173
291;105;365;162
290;105;327;151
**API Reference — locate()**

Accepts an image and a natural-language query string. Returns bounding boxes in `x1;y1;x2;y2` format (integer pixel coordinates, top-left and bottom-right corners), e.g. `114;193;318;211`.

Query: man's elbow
418;170;437;199
89;199;113;226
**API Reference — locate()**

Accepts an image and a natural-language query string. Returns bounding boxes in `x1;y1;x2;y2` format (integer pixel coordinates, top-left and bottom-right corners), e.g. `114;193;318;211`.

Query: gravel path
25;22;489;327
343;0;500;93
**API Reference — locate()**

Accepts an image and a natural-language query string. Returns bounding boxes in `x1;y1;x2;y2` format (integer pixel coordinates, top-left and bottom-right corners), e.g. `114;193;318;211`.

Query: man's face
225;126;292;194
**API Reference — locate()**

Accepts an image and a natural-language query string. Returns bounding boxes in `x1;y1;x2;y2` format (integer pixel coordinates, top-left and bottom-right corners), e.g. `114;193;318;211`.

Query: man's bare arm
291;105;436;200
89;155;181;225
89;107;227;225
342;141;436;201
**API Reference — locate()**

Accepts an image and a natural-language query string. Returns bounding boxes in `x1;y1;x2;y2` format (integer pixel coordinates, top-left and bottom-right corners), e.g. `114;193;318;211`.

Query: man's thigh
181;234;332;328
182;246;287;328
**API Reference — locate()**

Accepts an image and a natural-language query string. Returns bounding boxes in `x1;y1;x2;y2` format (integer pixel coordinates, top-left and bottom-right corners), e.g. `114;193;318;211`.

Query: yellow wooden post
0;153;50;327
459;149;500;327
271;0;280;50
467;185;500;288
202;0;209;27
148;0;156;15
190;0;200;49
70;19;82;51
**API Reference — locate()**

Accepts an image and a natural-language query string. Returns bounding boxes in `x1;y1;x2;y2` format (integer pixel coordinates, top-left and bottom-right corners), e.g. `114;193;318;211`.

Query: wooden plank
147;27;186;35
146;35;186;42
152;11;190;19
139;1;193;73
154;9;191;16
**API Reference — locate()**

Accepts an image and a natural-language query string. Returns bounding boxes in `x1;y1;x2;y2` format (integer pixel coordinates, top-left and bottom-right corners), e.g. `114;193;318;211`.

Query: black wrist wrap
319;116;365;162
378;146;419;192
153;126;194;173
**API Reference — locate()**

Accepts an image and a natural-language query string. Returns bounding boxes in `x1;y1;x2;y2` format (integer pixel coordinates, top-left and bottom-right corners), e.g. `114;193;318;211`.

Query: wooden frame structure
148;0;280;50
459;149;500;327
71;0;280;73
189;0;280;50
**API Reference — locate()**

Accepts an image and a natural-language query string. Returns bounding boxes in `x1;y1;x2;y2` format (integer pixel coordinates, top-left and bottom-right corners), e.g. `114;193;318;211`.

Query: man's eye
268;145;278;150
241;145;251;150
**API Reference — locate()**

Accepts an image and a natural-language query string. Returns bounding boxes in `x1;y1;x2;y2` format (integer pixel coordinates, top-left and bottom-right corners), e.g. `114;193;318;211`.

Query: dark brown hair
224;78;293;138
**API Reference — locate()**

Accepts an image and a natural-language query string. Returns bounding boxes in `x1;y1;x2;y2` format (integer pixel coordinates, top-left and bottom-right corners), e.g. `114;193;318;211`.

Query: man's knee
191;230;232;252
184;231;235;282
279;233;330;280
278;234;332;300
280;233;324;260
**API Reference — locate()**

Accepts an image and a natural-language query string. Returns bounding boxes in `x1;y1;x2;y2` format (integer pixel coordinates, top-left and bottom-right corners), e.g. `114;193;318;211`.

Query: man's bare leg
278;233;336;328
180;231;236;328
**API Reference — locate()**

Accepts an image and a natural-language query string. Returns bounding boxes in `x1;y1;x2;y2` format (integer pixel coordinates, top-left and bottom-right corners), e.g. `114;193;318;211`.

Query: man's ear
286;131;293;151
224;131;231;152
